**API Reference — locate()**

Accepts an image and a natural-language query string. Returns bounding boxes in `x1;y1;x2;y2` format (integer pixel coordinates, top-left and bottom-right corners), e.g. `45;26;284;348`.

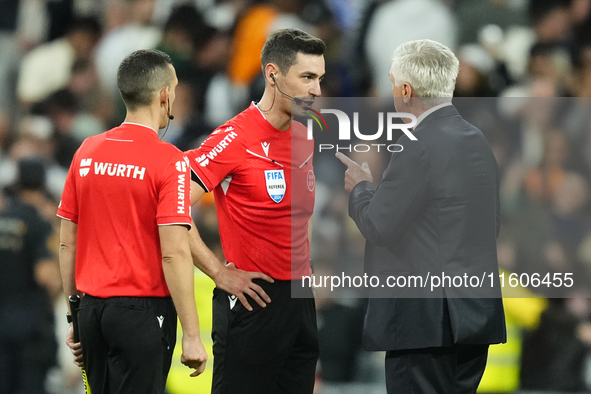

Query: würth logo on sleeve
79;158;92;177
210;125;234;135
196;154;209;167
177;170;186;214
175;160;187;172
197;131;239;167
176;157;189;214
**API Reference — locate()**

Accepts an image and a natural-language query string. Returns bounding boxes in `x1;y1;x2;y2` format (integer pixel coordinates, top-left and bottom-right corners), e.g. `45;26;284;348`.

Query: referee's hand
181;335;208;377
216;263;274;311
66;324;84;367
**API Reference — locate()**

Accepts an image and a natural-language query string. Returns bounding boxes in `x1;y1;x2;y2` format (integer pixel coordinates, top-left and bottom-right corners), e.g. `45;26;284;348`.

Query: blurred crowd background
2;0;591;393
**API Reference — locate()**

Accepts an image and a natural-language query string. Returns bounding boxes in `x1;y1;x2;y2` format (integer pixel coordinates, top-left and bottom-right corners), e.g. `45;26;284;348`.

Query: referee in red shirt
186;29;325;394
58;50;207;393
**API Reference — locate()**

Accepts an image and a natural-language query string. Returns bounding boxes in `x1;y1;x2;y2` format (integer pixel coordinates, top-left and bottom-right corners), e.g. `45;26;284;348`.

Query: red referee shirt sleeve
186;125;243;191
157;153;192;228
57;150;79;223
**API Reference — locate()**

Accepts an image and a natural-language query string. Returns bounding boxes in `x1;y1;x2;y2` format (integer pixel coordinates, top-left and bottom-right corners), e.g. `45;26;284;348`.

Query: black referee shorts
211;279;318;394
78;295;177;394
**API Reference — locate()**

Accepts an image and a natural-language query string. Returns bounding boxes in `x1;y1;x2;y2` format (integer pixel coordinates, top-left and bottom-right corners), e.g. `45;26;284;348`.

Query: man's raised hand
335;152;373;192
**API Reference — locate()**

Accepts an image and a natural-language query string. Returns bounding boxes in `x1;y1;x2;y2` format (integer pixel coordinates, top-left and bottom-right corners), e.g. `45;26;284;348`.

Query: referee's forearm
160;225;201;337
59;245;78;309
162;253;201;337
188;222;224;282
59;219;81;311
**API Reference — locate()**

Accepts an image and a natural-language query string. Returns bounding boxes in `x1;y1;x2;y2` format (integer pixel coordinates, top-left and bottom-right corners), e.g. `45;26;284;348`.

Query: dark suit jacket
349;105;507;351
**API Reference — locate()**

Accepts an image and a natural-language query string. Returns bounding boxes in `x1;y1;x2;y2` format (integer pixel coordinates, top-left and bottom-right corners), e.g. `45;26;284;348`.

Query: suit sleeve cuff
349;180;375;217
351;180;375;196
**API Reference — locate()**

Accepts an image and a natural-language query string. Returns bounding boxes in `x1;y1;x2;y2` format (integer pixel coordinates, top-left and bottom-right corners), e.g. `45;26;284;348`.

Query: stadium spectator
67;59;112;137
456;0;528;46
95;0;161;97
0;159;57;394
455;44;498;97
530;0;574;42
521;298;590;391
363;0;457;97
17;17;101;106
227;0;312;89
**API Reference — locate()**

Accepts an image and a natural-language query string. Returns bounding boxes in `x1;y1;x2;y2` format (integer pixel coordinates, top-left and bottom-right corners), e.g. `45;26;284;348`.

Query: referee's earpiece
161;97;173;140
270;73;275;83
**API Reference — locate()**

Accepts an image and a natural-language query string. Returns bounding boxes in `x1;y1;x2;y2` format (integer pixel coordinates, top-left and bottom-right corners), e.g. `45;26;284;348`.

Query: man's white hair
390;39;459;100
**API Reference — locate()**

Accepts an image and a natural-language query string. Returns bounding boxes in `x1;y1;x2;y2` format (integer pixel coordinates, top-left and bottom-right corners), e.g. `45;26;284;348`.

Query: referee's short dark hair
261;29;325;75
117;49;173;110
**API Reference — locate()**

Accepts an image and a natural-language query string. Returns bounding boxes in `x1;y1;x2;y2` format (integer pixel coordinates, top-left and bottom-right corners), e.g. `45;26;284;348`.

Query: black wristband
66;313;73;323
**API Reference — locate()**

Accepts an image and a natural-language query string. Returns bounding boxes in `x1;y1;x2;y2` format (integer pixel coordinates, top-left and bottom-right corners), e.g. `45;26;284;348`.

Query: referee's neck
124;108;160;134
258;91;292;131
262;111;291;131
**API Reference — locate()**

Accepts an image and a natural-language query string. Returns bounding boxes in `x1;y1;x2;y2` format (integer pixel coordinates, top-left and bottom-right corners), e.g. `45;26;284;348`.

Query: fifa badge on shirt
264;169;286;203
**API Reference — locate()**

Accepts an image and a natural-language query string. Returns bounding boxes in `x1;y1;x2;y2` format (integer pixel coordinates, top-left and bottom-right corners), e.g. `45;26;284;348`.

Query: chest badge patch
261;141;270;156
264;169;286;203
307;169;315;191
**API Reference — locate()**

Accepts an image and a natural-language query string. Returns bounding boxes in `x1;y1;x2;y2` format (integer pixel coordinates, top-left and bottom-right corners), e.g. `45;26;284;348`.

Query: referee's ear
159;86;169;109
264;63;279;86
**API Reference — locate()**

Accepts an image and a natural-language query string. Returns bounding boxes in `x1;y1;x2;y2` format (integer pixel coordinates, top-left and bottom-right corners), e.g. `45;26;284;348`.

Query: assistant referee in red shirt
58;49;207;393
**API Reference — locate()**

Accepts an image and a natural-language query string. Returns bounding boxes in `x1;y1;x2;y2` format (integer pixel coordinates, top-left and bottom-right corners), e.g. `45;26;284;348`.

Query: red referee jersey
57;123;192;298
187;103;315;280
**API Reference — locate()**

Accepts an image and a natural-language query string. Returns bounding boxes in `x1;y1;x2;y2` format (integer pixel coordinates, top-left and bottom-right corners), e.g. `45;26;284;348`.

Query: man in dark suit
336;39;506;394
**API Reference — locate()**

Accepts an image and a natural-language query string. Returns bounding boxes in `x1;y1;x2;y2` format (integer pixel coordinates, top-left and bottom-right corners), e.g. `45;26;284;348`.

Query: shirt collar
252;101;291;132
253;101;267;120
122;122;158;133
415;102;453;127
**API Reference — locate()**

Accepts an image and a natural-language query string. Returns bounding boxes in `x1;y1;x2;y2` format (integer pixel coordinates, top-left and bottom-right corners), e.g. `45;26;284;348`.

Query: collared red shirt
57;123;192;297
187;103;315;280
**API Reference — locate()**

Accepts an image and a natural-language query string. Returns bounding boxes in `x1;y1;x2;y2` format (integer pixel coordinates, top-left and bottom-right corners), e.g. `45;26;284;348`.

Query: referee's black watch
66;313;73;323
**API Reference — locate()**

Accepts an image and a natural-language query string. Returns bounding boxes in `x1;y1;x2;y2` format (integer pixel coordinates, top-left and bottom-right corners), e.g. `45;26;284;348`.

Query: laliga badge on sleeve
264;169;286;203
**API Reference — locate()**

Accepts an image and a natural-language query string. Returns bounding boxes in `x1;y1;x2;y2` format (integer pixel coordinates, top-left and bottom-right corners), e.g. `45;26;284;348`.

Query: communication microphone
161;98;173;140
271;74;303;105
167;99;174;120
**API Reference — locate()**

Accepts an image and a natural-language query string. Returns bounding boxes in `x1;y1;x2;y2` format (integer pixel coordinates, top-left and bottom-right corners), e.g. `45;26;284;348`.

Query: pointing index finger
335;152;359;168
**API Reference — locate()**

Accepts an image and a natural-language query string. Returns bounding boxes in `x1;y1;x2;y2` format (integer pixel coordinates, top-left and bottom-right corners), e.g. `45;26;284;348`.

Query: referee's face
160;64;178;129
282;52;325;113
